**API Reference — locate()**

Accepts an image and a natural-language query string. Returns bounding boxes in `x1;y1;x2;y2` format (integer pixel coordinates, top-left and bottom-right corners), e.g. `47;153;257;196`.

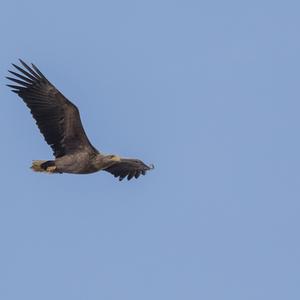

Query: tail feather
31;160;57;173
31;160;47;172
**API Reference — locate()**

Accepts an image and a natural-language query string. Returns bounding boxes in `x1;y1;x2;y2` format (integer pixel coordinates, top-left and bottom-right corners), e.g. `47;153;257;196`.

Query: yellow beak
111;155;121;162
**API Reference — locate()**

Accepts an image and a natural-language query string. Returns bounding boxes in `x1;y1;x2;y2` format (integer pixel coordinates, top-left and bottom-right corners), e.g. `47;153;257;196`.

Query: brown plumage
6;59;154;181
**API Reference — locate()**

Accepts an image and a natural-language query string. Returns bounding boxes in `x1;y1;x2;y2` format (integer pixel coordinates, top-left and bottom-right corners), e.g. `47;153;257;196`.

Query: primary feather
7;59;96;158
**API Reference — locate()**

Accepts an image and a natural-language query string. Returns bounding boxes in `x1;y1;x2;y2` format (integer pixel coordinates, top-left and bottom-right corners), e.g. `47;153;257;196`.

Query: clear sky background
0;0;299;299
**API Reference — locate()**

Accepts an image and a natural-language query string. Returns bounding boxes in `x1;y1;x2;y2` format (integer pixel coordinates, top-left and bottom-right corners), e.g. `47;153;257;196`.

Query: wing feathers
6;84;25;90
7;60;97;158
19;59;40;79
12;63;37;81
31;63;47;79
104;159;153;181
6;76;31;87
8;70;34;83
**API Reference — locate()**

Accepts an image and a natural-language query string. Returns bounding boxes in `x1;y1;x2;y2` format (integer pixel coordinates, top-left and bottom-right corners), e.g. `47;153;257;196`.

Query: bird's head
105;154;121;162
96;154;121;170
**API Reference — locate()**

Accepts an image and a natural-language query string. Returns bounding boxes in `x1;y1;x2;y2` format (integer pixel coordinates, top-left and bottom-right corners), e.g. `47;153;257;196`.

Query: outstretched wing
6;60;98;158
104;158;154;181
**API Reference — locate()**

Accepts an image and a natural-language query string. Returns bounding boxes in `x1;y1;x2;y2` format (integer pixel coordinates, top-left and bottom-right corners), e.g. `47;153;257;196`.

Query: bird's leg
46;165;57;173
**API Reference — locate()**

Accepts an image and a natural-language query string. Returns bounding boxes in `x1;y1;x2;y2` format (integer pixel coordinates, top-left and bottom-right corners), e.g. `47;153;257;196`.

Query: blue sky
1;0;300;299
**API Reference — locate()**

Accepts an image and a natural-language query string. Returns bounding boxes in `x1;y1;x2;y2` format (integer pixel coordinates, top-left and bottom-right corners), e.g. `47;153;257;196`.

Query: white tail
31;160;47;172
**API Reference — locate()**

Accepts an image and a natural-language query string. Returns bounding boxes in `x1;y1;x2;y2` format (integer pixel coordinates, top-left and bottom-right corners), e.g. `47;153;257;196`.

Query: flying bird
6;60;153;181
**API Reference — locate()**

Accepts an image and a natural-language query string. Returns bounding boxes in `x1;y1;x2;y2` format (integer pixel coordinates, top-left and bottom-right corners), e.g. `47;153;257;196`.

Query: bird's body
55;152;107;174
31;152;119;174
7;60;153;181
